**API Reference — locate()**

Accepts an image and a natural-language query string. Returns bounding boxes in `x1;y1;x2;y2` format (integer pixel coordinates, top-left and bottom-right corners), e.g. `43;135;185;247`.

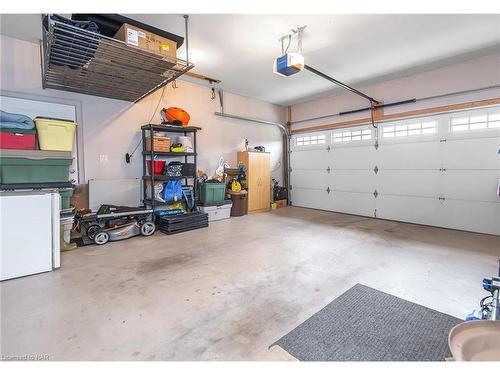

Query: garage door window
451;112;500;132
296;134;326;146
382;120;436;138
333;129;372;143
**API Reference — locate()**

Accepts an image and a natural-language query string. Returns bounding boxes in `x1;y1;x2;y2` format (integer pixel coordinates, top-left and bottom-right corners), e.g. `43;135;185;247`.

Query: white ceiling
1;14;500;105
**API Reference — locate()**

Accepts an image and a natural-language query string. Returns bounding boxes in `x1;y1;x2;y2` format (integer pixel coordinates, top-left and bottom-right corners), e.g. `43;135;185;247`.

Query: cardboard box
71;183;89;210
275;199;287;209
114;23;177;59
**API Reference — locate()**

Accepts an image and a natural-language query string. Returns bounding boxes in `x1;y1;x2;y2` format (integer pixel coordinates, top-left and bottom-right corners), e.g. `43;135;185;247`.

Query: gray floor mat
272;284;462;361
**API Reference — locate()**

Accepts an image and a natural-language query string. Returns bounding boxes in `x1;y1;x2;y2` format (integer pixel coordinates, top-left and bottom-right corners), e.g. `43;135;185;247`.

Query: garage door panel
290;149;330;170
377;141;441;169
443;137;500;169
292;170;329;189
376;170;442;198
443;170;500;201
376;195;443;227
331;192;375;217
291;188;333;211
329;170;376;192
331;146;377;169
441;200;500;235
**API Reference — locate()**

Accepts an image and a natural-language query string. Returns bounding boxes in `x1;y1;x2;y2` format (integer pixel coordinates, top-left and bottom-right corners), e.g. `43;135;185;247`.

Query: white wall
291;53;500;130
0;35;286;184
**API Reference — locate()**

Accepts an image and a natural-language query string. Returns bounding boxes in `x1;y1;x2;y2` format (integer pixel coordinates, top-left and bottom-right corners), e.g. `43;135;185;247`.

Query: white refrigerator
0;191;60;281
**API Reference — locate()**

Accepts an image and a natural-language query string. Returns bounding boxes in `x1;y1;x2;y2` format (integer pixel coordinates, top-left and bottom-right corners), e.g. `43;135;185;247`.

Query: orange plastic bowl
165;107;190;126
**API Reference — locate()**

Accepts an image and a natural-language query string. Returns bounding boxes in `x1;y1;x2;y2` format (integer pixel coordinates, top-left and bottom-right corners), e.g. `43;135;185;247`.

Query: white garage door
290;106;500;235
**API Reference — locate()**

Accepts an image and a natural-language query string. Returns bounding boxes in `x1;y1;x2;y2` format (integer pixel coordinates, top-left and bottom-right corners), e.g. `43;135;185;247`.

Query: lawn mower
75;205;156;245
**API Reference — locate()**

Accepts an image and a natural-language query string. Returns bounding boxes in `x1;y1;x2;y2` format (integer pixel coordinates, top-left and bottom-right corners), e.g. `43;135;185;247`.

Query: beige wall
291;53;500;131
0;35;286;184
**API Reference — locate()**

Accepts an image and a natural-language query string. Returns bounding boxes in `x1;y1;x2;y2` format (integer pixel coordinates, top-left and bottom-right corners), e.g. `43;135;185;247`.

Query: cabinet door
249;152;270;211
238;152;258;212
259;153;271;210
247;167;261;211
240;152;271;212
247;154;261;212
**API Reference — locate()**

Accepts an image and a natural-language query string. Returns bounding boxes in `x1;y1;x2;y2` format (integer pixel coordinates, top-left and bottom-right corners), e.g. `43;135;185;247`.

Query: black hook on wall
209;79;217;100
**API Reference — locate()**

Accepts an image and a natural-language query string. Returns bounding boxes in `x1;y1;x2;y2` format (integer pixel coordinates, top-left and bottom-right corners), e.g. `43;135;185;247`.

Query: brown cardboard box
71;183;89;210
275;199;287;209
114;23;177;59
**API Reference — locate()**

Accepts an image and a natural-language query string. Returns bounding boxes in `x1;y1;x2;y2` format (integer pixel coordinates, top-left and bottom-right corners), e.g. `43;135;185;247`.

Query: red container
147;160;166;176
0;128;36;150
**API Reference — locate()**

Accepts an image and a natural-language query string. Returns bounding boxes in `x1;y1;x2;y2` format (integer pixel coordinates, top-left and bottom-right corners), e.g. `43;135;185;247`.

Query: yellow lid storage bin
34;117;77;151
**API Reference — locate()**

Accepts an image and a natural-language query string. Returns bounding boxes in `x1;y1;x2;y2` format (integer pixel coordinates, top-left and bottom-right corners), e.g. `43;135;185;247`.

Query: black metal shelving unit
141;124;201;212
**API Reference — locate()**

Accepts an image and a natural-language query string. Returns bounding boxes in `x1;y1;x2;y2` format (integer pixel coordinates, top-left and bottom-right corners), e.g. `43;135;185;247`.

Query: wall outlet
99;154;109;163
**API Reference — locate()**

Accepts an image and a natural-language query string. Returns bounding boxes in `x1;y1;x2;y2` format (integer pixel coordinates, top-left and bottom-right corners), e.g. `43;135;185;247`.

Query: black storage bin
182;163;196;176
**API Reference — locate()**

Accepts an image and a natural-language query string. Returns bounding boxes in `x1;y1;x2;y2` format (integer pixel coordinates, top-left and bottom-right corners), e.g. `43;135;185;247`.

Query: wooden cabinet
237;151;271;213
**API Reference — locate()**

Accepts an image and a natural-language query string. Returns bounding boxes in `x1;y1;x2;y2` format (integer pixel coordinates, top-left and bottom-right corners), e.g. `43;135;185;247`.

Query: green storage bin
200;182;226;204
0;149;72;184
59;188;74;209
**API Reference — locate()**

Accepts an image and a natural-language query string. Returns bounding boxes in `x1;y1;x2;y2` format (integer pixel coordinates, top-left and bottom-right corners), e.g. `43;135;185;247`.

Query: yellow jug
231;179;242;192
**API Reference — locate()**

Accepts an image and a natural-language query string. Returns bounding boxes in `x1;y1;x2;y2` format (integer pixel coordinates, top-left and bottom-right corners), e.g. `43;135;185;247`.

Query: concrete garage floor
1;207;499;360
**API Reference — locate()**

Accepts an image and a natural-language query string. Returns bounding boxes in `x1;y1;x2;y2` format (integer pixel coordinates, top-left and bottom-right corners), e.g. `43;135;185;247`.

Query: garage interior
1;10;500;364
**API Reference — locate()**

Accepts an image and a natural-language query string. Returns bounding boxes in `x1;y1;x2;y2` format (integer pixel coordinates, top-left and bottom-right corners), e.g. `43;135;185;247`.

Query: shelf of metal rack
142;151;197;157
141;124;200;212
41;15;194;102
142;175;195;181
140;124;201;132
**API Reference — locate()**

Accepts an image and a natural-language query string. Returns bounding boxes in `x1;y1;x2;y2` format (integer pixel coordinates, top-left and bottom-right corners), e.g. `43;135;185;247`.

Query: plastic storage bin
0;149;72;184
198;201;232;222
181;163;196;176
0;128;36;150
60;211;77;251
200;182;226;204
146;160;166;176
59;188;74;209
34;117;76;151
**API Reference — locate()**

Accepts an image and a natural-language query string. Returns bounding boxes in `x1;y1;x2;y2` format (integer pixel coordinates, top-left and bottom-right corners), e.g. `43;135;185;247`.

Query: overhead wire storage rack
41;15;194;102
